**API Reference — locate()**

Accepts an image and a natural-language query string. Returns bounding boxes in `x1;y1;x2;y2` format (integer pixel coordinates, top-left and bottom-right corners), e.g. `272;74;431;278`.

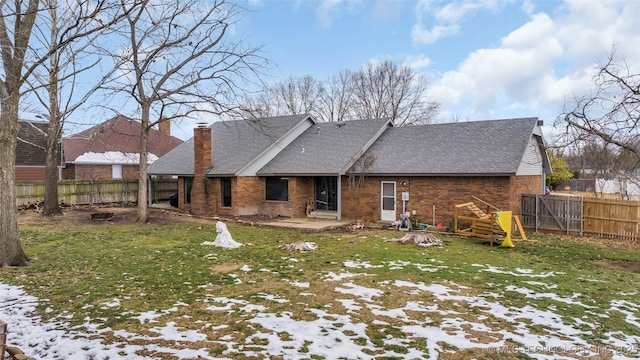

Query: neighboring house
596;177;640;200
62;115;182;180
148;115;550;224
16;113;57;181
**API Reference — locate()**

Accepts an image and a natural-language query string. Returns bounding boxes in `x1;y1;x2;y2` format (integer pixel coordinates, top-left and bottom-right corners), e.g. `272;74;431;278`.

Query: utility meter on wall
401;192;409;201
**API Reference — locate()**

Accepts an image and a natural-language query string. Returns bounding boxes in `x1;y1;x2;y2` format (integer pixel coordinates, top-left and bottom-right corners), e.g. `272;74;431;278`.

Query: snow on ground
2;260;640;359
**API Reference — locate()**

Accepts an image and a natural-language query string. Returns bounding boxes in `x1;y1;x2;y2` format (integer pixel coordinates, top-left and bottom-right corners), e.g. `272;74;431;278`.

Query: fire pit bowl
91;212;114;221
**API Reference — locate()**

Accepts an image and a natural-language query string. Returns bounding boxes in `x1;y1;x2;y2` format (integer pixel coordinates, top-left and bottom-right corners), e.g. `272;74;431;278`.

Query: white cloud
404;54;432;71
411;23;460;44
412;0;512;44
435;0;505;23
427;1;640;124
556;0;640;70
316;0;344;28
247;0;263;8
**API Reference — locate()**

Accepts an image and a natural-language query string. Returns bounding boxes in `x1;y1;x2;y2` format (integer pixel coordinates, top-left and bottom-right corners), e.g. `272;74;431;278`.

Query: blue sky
47;0;639;141
220;0;640;140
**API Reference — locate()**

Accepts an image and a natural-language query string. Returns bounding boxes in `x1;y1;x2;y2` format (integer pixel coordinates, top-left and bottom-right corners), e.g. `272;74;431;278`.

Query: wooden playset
453;196;532;247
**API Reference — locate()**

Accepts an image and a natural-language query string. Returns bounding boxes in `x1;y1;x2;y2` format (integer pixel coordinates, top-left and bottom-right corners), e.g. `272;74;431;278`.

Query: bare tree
239;60;439;125
1;0;126;265
347;154;376;224
271;76;323;116
26;0;125;216
317;69;353;122
556;49;640;181
351;60;439;126
236;75;324;120
101;0;266;222
0;0;39;267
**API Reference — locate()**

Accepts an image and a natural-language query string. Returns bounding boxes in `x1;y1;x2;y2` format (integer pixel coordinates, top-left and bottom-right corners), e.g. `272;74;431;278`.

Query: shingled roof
258;118;391;176
149;116;548;178
63;115;183;164
148;114;313;176
17;119;49;166
361;117;545;176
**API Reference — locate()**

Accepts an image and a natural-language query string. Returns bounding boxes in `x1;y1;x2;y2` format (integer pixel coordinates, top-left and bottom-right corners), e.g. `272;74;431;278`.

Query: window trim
183;177;193;204
112;164;122;179
221;178;232;207
265;177;289;201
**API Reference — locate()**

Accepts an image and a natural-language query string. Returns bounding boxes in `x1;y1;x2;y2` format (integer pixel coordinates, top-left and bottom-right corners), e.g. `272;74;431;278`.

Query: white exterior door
380;181;396;222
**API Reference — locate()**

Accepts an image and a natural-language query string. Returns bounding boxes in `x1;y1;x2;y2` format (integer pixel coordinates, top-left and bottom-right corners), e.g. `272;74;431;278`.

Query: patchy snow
343;260;384;269
2;265;640;359
240;264;251;272
480;264;558;277
286;280;310;288
323;270;362;281
0;283;211;359
335;282;384;302
505;285;597;309
73;151;159;165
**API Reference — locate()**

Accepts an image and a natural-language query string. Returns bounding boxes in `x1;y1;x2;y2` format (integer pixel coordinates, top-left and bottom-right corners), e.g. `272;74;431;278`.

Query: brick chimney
158;120;170;137
190;123;211;216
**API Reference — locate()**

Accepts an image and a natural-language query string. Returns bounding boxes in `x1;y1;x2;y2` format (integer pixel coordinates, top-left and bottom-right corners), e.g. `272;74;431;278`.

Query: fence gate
520;194;583;235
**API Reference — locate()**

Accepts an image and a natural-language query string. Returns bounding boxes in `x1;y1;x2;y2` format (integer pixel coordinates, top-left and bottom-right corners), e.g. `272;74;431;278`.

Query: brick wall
508;175;543;214
234;176;262;216
258;177;314;217
61;164;75;180
62;164;139;180
341;175;533;225
180;174;542;223
16;166;45;181
184;176;315;219
289;177;314;216
191;126;211;217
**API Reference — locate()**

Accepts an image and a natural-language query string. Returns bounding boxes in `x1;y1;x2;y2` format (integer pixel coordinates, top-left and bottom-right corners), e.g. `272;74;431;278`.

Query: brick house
16;114;58;181
62;115;182;180
148;115;550;225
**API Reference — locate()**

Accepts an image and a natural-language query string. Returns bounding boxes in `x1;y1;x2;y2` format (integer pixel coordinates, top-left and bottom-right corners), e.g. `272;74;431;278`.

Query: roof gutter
362;172;517;177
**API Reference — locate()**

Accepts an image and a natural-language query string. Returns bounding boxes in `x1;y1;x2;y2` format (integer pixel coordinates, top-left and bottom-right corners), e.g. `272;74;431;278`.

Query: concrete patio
255;217;351;231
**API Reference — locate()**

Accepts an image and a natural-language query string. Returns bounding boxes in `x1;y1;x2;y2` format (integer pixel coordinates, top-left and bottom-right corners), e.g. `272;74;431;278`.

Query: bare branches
98;0;266;222
238;60;439;126
347;153;376;223
350;60;438;126
556;48;640;182
103;0;267;129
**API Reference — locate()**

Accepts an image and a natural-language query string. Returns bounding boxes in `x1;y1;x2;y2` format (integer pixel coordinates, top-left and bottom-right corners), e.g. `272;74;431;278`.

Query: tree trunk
42;3;62;217
0;95;29;267
42;137;62;216
136;106;150;223
43;89;62;216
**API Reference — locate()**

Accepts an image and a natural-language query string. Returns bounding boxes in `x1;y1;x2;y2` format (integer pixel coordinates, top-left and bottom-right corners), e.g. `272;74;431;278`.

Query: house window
184;177;193;204
221;178;232;207
112;165;122;179
266;177;288;201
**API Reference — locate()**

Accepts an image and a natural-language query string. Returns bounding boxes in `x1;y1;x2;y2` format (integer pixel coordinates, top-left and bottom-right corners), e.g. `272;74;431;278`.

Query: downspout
336;175;342;221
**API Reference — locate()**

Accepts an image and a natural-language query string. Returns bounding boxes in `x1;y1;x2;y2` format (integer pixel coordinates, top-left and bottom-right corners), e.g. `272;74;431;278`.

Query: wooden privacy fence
521;194;640;241
15;179;177;207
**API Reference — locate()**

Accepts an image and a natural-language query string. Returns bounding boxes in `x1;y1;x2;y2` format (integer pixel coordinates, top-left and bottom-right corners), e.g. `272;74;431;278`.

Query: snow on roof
19;112;49;123
72;151;159;165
